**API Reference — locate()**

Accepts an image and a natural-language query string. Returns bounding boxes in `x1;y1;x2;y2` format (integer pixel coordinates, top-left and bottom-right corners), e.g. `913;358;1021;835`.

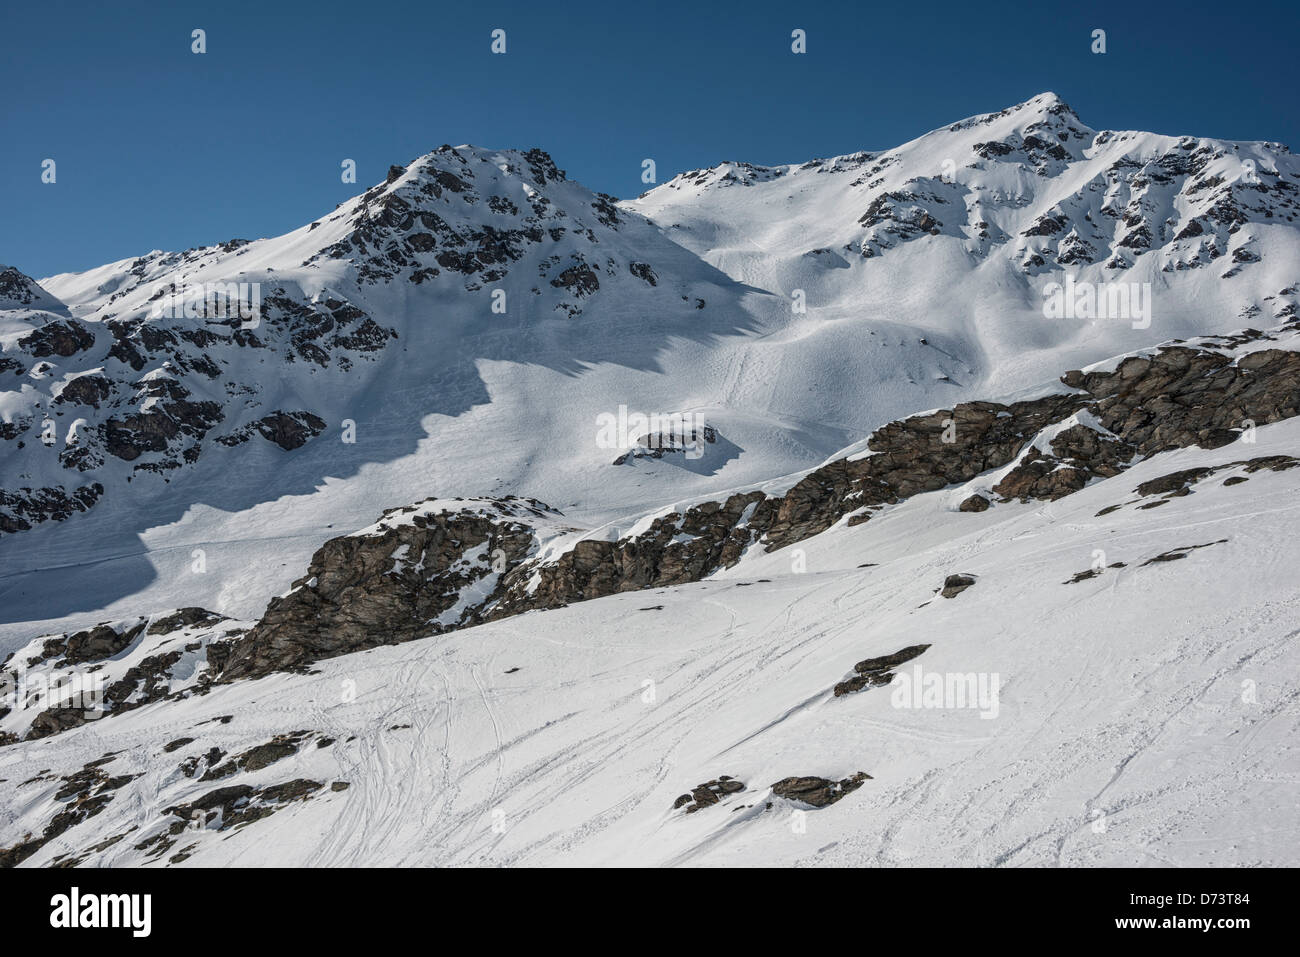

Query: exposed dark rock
18;319;95;358
253;411;327;451
770;772;871;808
1063;560;1127;585
1136;468;1213;497
43;620;148;666
180;747;227;778
26;708;95;740
854;644;930;674
54;374;114;408
833;671;894;696
0;483;104;535
132;777;324;858
629;262;658;285
0;757;132;867
104;398;224;462
5;608;232;743
200;731;310;781
674;776;745;813
1108;455;1300;512
148;607;226;636
0;266;61;307
219;497;562;680
834;644;931;696
1141;540;1228;566
550;264;600;298
940;574;976;598
613;424;720;464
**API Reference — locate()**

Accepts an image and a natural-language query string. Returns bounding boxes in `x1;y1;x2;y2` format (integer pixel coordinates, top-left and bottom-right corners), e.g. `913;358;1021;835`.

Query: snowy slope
2;412;1296;867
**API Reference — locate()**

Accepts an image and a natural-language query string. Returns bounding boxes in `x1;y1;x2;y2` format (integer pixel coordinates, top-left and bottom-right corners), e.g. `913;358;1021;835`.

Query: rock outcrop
217;497;570;680
940;574;977;599
834;644;931;696
769;772;872;808
0;609;235;744
672;776;746;813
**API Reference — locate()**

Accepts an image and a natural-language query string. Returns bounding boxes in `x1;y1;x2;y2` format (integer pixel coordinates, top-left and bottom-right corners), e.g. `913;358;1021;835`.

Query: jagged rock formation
672;776;746;812
940;574;977;599
612;423;720;465
216;497;571;680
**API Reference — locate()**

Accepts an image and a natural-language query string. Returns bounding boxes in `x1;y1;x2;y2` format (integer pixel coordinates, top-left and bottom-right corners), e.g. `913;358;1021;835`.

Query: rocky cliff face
216;497;573;680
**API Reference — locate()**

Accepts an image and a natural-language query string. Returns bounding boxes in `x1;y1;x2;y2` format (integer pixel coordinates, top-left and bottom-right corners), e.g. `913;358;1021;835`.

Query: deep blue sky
3;0;1296;279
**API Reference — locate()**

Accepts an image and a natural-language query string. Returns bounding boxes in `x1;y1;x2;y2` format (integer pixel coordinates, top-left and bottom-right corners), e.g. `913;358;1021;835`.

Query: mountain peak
945;91;1092;141
1022;91;1085;126
1026;90;1070;111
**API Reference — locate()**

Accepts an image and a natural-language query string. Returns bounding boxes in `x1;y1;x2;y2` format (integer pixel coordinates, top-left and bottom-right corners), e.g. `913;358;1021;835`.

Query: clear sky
3;0;1296;279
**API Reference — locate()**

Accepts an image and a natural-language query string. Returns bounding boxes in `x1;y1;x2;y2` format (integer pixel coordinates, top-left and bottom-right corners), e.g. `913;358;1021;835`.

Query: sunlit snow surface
3;417;1297;866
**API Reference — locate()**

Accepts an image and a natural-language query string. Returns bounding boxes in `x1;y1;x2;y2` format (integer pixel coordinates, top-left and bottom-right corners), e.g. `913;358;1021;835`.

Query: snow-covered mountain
627;92;1300;405
2;93;1299;868
1;145;750;534
3;94;1299;641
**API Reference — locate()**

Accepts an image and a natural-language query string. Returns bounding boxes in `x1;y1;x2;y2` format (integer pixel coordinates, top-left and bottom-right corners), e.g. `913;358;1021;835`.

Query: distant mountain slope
627;91;1300;423
630;92;1299;284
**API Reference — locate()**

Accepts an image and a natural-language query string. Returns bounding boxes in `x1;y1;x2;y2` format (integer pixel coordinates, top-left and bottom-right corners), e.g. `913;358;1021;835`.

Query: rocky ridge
209;322;1300;682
